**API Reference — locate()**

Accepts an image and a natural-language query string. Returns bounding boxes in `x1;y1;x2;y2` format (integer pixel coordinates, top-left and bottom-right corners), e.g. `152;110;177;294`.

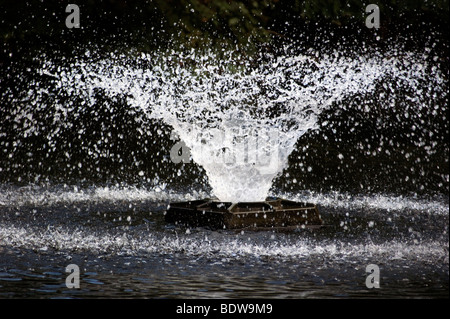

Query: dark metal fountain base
165;197;322;230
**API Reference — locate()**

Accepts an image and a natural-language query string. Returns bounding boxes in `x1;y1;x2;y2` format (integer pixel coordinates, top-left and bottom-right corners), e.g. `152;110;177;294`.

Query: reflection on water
0;246;447;298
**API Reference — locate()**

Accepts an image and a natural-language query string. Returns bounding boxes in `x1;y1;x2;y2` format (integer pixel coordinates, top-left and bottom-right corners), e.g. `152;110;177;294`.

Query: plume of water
31;48;444;202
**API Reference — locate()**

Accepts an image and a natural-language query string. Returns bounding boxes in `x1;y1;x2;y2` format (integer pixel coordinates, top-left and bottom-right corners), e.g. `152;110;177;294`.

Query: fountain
14;46;442;230
1;0;448;300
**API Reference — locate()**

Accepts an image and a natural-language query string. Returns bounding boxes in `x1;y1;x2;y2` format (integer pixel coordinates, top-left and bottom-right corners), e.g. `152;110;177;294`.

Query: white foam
0;185;206;207
0;224;447;263
1;185;447;217
279;191;449;216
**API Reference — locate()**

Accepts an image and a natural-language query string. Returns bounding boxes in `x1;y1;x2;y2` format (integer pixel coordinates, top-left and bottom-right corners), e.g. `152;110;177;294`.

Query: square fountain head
165;198;322;230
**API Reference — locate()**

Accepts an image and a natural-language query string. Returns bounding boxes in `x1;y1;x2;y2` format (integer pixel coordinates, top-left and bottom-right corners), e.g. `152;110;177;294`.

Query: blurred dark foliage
1;0;448;56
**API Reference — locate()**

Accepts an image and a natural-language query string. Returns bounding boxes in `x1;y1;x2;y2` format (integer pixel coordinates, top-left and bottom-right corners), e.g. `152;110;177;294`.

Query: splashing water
0;46;448;298
28;48;445;202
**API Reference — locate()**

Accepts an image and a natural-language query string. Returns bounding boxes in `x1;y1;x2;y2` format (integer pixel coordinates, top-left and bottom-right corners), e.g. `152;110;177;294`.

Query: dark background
1;0;449;55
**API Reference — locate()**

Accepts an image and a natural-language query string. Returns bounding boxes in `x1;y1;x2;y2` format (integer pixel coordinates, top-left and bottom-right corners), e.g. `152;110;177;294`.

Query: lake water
1;185;447;298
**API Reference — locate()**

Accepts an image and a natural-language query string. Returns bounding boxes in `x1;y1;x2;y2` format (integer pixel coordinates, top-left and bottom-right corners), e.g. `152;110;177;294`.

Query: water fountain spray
9;44;445;229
